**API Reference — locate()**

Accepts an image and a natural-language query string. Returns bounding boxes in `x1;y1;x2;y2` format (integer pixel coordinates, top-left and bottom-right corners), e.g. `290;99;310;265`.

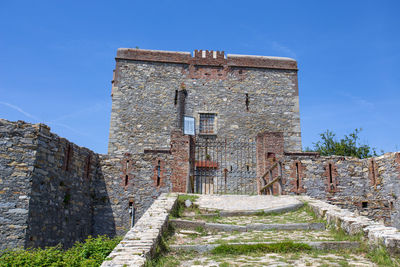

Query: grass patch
328;226;363;242
170;194;199;218
366;246;400;267
0;235;121;267
145;250;198;267
211;241;312;255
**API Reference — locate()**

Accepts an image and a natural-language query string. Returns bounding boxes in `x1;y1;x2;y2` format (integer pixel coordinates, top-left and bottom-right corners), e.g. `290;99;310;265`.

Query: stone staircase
148;195;398;266
103;194;400;266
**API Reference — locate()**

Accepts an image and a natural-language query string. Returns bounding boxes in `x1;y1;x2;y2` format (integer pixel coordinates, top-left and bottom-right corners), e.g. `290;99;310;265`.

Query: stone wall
98;131;191;236
0;119;37;250
282;152;400;228
0;119;116;249
108;48;301;157
24;123;102;248
0;119;192;250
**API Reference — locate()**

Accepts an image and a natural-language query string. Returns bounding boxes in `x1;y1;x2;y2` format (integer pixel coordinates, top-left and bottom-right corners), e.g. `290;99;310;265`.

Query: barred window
199;113;216;134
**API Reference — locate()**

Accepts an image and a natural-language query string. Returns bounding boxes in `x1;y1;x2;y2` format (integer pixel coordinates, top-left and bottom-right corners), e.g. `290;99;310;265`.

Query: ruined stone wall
282;152;400;228
108;48;301;157
24;124;100;248
0;120;37;250
0;119;114;249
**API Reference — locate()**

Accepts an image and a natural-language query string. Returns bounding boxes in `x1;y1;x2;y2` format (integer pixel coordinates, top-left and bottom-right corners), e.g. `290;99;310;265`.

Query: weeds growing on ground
0;235;121;267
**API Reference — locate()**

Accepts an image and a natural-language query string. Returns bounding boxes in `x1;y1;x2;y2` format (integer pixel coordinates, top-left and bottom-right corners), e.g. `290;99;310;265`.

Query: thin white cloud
51;101;110;122
338;92;375;109
0;101;88;136
0;101;40;121
270;41;297;58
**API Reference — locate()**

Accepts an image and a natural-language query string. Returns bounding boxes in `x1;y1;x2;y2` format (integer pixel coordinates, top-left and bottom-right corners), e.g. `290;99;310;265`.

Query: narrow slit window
174;90;178;106
124;175;129;186
371;160;376;185
156;160;161;187
295;162;300;190
328;163;333;184
245;93;249;111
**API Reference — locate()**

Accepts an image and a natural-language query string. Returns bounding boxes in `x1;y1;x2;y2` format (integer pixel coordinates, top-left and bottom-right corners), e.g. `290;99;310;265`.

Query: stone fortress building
0;48;399;251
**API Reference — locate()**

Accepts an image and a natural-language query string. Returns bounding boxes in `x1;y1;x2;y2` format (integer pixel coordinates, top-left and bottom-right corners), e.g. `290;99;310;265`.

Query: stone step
170;218;325;232
169;241;361;253
188;202;304;217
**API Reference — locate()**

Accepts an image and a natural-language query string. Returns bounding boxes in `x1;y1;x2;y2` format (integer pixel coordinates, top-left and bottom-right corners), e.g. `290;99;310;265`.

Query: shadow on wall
23;134;116;249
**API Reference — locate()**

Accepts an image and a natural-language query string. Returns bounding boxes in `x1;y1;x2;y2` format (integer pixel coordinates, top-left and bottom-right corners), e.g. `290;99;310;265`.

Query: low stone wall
283;152;400;228
101;193;177;267
301;196;400;255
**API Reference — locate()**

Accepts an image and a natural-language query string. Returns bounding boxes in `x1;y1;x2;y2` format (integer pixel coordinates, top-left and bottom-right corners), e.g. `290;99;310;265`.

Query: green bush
0;235;121;267
306;128;379;159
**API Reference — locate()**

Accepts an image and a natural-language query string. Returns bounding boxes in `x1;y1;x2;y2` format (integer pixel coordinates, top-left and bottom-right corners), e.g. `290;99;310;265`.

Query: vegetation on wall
306;128;379;159
0;235;121;267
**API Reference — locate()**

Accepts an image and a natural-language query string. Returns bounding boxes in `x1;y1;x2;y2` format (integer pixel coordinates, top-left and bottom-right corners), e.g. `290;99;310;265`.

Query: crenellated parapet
116;48;297;70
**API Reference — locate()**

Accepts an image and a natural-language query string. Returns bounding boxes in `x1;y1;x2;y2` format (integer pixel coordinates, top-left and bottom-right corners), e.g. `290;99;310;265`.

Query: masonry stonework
1;48;400;253
282;152;400;228
108;48;301;156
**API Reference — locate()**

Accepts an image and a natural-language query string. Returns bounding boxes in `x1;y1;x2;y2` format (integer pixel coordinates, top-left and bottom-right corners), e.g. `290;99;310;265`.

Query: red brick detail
121;153;134;189
115;48;298;70
170;131;191;192
324;161;338;193
227;54;298;70
84;154;91;180
152;159;165;188
62;143;73;171
289;160;306;194
256;132;284;194
195;160;218;168
368;159;379;186
116;48;191;64
188;65;229;79
395;153;400;179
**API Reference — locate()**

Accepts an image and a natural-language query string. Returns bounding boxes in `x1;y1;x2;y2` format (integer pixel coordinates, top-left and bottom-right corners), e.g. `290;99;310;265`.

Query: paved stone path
195;194;302;212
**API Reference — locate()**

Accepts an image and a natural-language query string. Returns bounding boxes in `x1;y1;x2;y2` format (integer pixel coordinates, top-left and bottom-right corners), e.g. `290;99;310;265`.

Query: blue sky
0;1;399;154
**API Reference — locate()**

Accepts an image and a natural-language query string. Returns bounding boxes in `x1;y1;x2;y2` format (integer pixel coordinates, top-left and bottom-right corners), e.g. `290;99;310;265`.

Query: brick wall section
256;132;284;194
170;131;191;192
368;158;379;187
289;160;306;194
395;152;400;179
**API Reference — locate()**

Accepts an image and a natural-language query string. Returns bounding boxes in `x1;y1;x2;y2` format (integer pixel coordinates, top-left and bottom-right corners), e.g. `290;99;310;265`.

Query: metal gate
192;137;257;194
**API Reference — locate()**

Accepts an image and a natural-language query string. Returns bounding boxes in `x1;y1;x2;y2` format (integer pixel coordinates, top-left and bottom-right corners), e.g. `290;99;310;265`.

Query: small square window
199;113;216;134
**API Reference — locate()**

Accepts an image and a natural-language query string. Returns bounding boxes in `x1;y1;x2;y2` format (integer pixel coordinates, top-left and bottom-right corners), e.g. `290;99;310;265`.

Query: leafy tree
306;128;379;159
